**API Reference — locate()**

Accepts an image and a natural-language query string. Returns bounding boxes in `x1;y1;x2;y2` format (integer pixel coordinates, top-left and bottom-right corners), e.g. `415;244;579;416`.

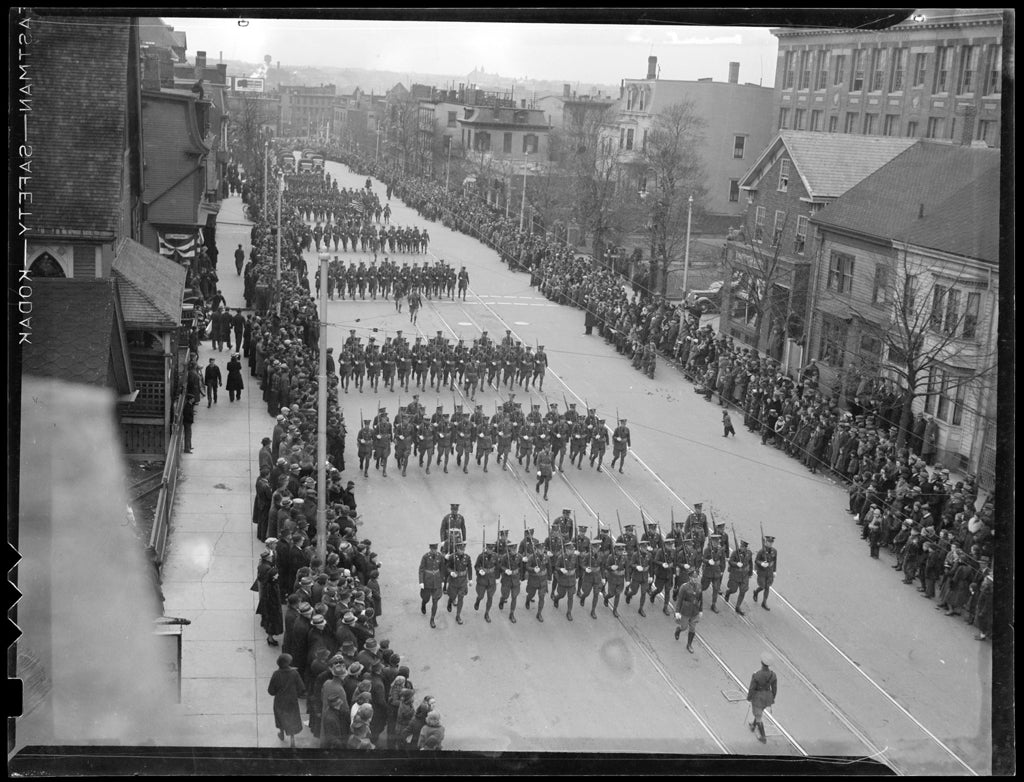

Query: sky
163;15;780;87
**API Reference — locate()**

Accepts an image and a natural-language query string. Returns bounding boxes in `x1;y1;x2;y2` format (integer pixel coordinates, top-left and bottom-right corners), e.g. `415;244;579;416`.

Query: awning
157;229;202;260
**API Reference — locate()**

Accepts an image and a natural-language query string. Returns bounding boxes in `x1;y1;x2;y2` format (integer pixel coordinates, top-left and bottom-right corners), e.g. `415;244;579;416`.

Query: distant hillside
223;60;616;100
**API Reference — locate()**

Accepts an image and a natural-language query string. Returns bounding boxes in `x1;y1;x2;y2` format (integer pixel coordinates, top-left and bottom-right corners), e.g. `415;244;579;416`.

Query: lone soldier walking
723;537;754;615
418;542;445;629
610;418;631;473
752;535;778;611
674;573;703;653
440;503;467;542
746;653;777;744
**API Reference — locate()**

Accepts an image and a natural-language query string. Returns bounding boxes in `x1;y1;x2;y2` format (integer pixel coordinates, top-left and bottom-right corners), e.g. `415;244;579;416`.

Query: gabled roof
29;15;130;239
24;280;134;393
740;131;918;200
812;141;1000;264
138;17;178;51
112;238;187;329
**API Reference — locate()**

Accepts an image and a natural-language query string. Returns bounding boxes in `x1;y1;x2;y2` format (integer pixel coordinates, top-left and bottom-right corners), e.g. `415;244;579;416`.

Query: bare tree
638;100;708;296
383;94;421;172
229;95;270;179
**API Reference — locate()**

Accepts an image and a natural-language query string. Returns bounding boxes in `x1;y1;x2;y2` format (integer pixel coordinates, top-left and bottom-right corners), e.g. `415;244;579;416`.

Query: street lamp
682;194;694;297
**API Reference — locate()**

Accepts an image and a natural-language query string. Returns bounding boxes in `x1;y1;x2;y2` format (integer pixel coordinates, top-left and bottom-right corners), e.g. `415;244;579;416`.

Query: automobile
297;159;314;173
683;281;724;313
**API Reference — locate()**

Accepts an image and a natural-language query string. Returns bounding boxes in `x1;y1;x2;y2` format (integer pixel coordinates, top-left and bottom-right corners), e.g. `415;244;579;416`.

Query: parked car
684;281;724;313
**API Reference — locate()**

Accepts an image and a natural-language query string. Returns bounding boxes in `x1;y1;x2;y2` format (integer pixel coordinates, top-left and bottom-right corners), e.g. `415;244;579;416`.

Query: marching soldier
593;521;614;554
746;653;777;744
552;541;579;621
473;542;500;622
535;443;555;500
454;416;473;474
752;535;778;611
724;537;754;615
372;426;392;478
671;539;696;602
610;418;631;474
552;508;573;538
616;523;639;554
712;520;731;559
531;345;548;391
475;421;494;473
649;539;675;615
701;534;727;613
417;417;435;474
516;421;535;468
439;503;467;542
393;413;413;477
445;541;472;625
602;541;629;618
497;529;523;623
569;417;589;470
418;542;445;629
550;414;570;473
435;415;454;473
577;540;604;619
572;523;591;553
495;418;514;471
624;541;654;617
589;419;610;472
673;573;703;654
685;503;709;550
357;419;373;477
524;545;551;623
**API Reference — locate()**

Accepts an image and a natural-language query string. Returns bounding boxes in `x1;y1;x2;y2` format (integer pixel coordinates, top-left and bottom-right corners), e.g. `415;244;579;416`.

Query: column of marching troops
314;257;468;304
418;504;779;653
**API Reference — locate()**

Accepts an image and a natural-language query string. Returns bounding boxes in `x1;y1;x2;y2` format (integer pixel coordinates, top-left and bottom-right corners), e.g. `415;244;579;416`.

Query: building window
863;113;877;135
754;206;766;242
870;49;888;91
912;52;928;88
798;50;811;90
819;317;848;367
638;89;646;111
816;51;830;90
963;291;981;338
890;48;906;91
794;215;808;254
828;114;838;132
810;110;822;131
733;135;746;158
926;116;945;139
929;367;967;425
851;49;866;91
625;128;634;151
833;53;847;87
943;287;961;335
503;132;513;153
772;210;786;246
474;131;490;152
957;45;977;94
929;285;947;331
844;111;858;134
729;179;740;202
794;108;806;130
779;107;790;129
523;133;538;153
642;129;648;150
906;120;919;137
871;263;890;304
777;158;791;192
985;44;1002;94
827;251;854;294
619;128;625;149
934;46;950;92
976;119;996;146
783;51;796;89
447;111;457;127
883;114;899;136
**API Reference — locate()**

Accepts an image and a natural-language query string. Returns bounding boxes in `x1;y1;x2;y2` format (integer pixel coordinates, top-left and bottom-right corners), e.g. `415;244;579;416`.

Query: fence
147;392;186;567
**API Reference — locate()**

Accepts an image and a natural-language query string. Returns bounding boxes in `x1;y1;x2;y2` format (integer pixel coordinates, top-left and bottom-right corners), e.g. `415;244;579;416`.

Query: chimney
219;50;222;63
216;63;227;84
196;51;206;69
728;62;740;84
563;83;570;98
521;98;526;108
620;78;624;99
647;56;658;80
959;104;977;146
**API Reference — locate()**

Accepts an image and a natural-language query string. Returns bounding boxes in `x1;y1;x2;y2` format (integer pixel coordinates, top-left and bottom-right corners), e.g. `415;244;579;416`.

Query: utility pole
519;152;529;231
275;173;283;315
682;194;694;298
263;141;269;217
316;252;329;563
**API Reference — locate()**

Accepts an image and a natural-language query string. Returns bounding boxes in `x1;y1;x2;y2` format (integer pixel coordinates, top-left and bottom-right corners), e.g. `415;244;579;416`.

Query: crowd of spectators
239;161;445;748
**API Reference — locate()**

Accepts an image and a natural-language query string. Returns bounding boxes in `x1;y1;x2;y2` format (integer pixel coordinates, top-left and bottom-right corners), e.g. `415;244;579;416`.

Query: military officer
553;508;574;538
701;534;727;613
418;542;445;628
752;535;778;611
552;541;579;621
624;541;654;617
673;573;703;653
445;541;473;625
393;412;413;477
576;541;604;619
610;418;631;473
495;419;514;471
440;503;467;541
417;418;435;474
473;542;500;622
497;529;523;623
724;537;754;615
601;541;629;618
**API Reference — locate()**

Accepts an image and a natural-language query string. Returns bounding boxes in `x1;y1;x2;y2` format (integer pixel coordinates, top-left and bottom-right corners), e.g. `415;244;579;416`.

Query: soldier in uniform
685;503;709;551
435;414;454;473
524;545;551;622
418;542;445;629
746;653;777;744
454;417;474;474
701;534;727;613
602;541;629;618
475;420;494;473
496;529;523;623
417;417;435;474
535;443;554;500
624;541;654;617
473;542;499;622
589;419;610;472
445;541;472;625
495;418;514;471
649;538;675;615
572;523;591;553
616;523;639;554
610;418;632;473
724;537;754;615
752;535;778;610
393;413;413;477
673;573;703;653
357;419;373;478
531;345;548;391
546;540;576;621
440;503;467;541
577;540;604;619
372;424;392;477
516;420;535;468
569;416;589;471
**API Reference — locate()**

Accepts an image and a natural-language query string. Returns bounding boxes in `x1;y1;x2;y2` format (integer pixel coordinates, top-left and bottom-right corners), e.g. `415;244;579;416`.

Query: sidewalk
159;197;320;747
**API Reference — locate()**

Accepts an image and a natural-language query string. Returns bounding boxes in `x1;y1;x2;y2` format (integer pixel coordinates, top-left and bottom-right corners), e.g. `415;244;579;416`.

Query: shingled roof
23;280;134;393
812;141;1000;264
112;238;187;329
740;131;918;200
29;15;130;240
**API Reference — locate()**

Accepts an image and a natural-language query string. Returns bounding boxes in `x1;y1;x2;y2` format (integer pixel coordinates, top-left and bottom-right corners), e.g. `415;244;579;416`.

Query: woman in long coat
226;354;245;402
256;551;284;645
268;653;305;746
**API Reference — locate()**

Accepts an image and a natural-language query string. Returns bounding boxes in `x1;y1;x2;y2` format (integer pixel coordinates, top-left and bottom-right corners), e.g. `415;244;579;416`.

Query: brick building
772;9;1004;146
279;83;337;138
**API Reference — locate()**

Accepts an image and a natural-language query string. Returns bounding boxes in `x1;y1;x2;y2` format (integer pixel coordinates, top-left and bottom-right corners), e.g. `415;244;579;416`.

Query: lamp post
275;173;283;315
316;251;329;563
682;194;694;297
519;152;529;231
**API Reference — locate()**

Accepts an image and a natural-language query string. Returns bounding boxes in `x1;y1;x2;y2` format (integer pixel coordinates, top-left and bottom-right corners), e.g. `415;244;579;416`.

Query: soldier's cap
363;419;371;425
764;535;775;543
428;542;439;548
624;524;635;530
525;528;535;535
456;542;466;548
715;521;726;528
562;508;572;514
694;502;703;508
760;652;774;666
673;521;684;527
450;503;459;508
498;528;509;536
577;525;588;532
485;542;495;549
739;538;749;546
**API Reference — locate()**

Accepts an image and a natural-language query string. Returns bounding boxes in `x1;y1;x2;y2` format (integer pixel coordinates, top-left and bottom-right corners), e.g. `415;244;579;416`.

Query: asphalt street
301;159;990;771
